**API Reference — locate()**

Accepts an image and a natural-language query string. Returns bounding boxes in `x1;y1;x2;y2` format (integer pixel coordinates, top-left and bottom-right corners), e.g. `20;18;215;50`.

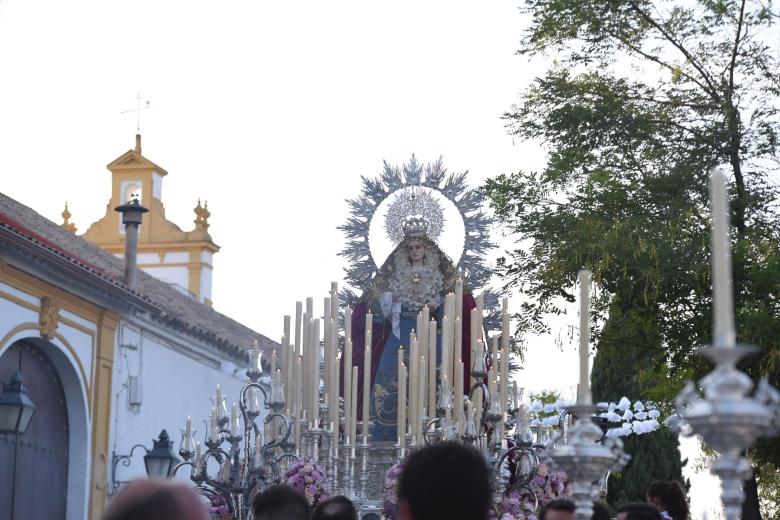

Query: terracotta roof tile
0;192;276;358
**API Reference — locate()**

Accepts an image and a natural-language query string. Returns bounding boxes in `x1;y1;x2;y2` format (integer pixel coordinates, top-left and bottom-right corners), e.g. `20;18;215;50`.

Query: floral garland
489;463;571;520
383;462;405;519
284;459;330;507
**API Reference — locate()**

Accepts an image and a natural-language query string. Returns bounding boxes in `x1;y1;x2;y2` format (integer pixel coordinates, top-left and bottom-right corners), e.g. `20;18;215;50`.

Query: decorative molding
39;296;62;339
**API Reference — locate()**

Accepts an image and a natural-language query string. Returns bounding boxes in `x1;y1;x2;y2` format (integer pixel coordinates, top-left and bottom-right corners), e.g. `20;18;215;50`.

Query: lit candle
578;269;592;404
710;168;736;348
398;362;407;448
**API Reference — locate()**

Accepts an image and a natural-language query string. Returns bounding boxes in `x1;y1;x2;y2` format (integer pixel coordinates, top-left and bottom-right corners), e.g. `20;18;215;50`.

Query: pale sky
0;2;719;513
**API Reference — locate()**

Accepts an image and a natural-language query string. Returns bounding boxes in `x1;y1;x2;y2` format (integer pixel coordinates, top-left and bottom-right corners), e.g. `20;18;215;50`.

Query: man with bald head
103;478;208;520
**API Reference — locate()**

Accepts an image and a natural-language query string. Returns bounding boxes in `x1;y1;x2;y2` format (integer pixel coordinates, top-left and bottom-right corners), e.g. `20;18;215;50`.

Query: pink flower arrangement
382;462;405;519
489;463;571;520
207;495;234;520
284;459;330;507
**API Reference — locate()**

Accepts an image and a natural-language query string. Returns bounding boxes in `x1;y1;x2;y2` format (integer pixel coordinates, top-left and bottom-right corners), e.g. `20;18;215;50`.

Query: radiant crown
402;216;429;238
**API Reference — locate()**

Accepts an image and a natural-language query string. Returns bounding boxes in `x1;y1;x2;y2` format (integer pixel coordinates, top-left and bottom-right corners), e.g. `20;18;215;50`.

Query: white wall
108;318;265;488
140;265;190;294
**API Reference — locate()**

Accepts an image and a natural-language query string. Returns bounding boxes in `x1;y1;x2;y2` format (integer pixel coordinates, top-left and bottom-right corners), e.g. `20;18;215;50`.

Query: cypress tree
591;299;686;506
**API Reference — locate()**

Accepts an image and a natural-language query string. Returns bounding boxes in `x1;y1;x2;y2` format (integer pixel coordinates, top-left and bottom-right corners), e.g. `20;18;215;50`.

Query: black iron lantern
0;371;36;435
143;429;179;478
114;196;149;227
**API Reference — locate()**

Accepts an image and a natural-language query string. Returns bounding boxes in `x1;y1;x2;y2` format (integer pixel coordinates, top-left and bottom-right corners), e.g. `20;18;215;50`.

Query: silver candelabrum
172;350;298;520
675;345;779;520
548;404;629;520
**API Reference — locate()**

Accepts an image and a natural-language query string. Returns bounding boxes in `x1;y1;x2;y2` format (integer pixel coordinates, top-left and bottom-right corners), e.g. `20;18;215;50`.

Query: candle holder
548;404;629;520
675;344;779;520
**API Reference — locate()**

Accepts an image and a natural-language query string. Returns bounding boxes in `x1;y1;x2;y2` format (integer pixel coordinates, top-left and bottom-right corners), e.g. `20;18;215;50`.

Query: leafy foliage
485;0;780;511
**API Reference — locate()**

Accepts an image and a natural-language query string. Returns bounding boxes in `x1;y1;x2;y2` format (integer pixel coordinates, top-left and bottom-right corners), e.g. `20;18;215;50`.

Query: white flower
617;397;631;410
554;399;569;412
596;402;609;410
648;409;661;419
530;418;541;426
543;416;559;427
634;400;645;411
605;411;622;422
634;411;648;420
608;402;617;412
621;409;634;421
543;403;556;413
530;401;543;413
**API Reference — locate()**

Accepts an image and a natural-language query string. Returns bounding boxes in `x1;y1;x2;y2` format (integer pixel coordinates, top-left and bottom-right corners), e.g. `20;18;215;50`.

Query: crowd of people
103;442;689;520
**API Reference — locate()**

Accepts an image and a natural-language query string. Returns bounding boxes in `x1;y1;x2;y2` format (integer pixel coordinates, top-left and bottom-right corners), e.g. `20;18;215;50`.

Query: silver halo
338;155;496;306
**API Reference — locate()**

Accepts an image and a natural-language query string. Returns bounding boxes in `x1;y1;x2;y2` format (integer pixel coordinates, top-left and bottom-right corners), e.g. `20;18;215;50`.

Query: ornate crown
402;216;429;238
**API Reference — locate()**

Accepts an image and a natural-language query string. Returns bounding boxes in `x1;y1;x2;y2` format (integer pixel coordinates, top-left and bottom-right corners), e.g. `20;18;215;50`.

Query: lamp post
111;430;180;496
0;371;35;434
0;370;36;520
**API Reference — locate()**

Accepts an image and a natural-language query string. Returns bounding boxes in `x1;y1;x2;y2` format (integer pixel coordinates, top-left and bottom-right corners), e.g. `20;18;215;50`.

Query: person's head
647;481;688;520
252;484;310;520
102;478;207;520
591;501;611;520
616;502;664;520
312;495;357;520
406;238;427;264
398;442;491;520
538;499;575;520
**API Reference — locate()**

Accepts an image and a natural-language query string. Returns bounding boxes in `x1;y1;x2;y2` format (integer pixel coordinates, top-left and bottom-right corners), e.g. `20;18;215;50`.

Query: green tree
591;299;686;506
484;0;780;514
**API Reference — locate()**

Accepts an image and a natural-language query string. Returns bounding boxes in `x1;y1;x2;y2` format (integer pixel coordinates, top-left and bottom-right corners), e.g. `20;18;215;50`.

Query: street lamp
111;429;180;495
0;371;36;435
143;429;179;478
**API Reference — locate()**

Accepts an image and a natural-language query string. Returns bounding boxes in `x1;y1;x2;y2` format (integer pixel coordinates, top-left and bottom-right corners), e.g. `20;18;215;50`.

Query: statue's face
407;239;425;262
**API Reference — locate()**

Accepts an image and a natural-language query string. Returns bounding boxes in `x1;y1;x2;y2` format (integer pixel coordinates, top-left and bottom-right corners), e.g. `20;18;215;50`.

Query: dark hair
647;481;689;520
539;499;575;520
592;501;611;520
312;496;357;520
617;502;664;520
398;442;491;520
252;484;310;520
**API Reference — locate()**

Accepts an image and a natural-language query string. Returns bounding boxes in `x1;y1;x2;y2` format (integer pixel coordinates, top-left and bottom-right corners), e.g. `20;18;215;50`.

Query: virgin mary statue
348;218;476;442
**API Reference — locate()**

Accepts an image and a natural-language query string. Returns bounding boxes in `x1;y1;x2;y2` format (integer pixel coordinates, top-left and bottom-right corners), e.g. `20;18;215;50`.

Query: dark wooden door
0;340;69;520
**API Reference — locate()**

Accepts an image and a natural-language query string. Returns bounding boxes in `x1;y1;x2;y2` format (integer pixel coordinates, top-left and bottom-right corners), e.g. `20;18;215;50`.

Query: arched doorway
0;340;69;520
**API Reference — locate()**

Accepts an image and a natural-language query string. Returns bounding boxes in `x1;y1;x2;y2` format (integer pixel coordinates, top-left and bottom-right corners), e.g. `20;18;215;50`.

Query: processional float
169;160;777;520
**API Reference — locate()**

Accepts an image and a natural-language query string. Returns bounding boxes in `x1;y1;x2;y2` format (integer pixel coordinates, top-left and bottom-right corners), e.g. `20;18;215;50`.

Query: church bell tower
81;135;219;305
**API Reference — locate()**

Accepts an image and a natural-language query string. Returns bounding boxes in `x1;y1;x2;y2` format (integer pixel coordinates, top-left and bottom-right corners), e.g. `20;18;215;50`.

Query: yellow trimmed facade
81;135;219;305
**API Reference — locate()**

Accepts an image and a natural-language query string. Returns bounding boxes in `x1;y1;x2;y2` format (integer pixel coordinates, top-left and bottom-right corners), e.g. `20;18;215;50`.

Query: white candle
418;355;427;445
294;302;302;356
330;281;339;321
578;269;592;404
302;312;310;417
344;335;353;444
428;324;436;420
184;415;192;446
441;315;450;388
230;403;239;437
470;307;479;369
455;278;463;320
512;381;518;410
345;306;352;340
210;407;219;442
455;360;464;435
216;384;223;412
421;305;430;356
476;295;484;345
398;363;407;448
193;441;202;473
454;316;462;375
306;297;313;318
271;349;277;376
710;168;736;348
409;335;418;436
362;345;371;440
312;318;321;422
351;366;358;445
